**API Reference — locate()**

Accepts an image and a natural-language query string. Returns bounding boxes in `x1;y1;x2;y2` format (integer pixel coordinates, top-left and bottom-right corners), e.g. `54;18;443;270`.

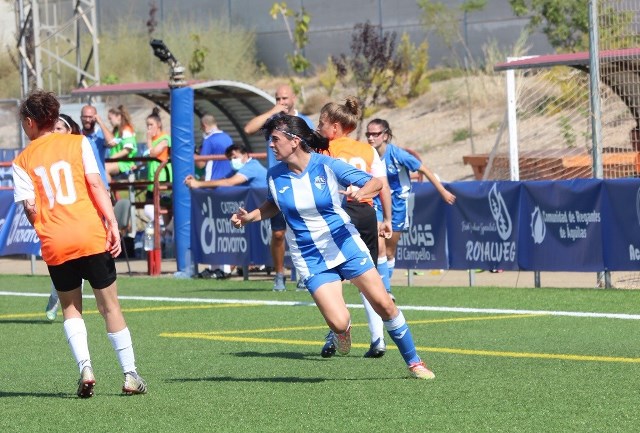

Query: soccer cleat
363;339;386;358
122;371;147;395
45;299;59;321
408;361;436;380
320;331;336;358
76;366;96;398
272;273;286;292
295;279;307;292
332;325;352;356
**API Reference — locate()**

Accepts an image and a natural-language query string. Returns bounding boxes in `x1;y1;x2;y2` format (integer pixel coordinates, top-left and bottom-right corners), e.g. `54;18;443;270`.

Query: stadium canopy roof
71;80;275;153
495;48;640;125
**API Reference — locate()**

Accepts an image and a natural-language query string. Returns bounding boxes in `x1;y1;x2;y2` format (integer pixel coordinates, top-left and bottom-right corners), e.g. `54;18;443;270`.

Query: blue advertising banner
244;188;276;267
0;191;41;257
518;180;603;271
0;190;15;251
601;179;640;270
190;187;252;266
447;181;520;271
394;183;448;270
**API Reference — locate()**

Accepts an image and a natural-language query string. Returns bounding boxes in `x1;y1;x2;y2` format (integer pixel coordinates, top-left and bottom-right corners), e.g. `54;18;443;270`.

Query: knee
272;230;285;242
326;314;351;334
372;297;397;321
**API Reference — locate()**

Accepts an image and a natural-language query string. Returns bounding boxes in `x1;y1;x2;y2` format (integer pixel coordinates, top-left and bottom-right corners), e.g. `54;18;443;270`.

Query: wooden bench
463;149;640;180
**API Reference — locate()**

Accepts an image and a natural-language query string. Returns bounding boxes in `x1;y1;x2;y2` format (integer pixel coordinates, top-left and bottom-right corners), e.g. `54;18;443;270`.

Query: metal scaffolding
14;0;100;97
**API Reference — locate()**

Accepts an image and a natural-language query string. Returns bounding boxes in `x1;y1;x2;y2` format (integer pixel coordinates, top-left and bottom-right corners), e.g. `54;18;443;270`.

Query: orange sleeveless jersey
327;136;381;206
13;134;107;265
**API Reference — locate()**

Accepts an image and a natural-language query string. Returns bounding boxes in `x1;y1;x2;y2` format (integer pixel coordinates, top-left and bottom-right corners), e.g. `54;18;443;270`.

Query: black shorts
345;201;378;266
48;252;117;292
270;212;287;232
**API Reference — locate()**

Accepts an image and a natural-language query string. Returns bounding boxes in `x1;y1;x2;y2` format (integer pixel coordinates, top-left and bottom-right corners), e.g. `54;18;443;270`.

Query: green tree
332;21;403;136
269;2;311;75
508;0;589;52
417;0;486;64
188;34;208;77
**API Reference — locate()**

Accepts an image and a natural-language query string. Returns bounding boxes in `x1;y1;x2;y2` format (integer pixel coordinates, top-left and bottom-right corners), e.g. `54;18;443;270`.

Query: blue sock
384;310;420;365
377;256;391;293
387;258;395;279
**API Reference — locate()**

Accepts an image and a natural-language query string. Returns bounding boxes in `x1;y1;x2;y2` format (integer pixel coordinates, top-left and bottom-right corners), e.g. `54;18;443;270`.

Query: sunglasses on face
365;130;387;138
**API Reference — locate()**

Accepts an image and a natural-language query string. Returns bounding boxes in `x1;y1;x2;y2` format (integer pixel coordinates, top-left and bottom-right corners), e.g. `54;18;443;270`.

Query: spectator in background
80;105;108;171
244;84;314;291
104;105;137;182
366;118;456;282
144;107;172;201
185;143;266;280
185;143;266;190
198;114;233;181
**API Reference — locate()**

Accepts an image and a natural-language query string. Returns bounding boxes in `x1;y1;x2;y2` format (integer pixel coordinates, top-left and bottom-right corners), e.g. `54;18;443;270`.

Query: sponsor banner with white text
394;182;448;270
0;189;42;256
518;180;603;271
601;179;640;270
447;181;521;271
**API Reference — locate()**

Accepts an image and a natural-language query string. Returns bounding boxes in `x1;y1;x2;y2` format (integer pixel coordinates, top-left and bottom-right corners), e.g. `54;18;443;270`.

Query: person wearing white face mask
184;143;267;190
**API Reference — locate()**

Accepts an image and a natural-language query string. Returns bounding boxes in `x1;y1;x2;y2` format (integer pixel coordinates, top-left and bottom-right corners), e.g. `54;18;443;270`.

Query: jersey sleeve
394;146;422;172
327;156;372;188
370;149;386;178
82;137;101;175
12;163;35;202
121;129;138;152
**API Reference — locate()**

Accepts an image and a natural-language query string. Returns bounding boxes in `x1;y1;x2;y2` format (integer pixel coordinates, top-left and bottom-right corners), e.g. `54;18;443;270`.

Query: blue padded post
170;86;194;272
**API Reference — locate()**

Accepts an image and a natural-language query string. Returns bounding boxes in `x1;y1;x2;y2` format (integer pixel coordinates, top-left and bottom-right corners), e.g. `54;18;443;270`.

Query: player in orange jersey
316;96;399;360
12;90;147;398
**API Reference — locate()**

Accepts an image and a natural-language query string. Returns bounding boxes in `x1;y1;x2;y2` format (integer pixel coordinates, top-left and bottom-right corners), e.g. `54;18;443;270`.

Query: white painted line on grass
1;290;640;320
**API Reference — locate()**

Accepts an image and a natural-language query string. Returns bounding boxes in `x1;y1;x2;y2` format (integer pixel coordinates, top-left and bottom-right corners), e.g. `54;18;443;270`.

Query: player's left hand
105;225;122;257
379;220;392;239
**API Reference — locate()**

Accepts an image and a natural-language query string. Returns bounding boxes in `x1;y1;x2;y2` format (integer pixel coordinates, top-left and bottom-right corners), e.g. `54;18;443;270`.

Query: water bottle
143;221;154;251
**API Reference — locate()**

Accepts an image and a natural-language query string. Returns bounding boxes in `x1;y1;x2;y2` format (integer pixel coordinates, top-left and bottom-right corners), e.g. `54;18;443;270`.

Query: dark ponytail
262;113;329;152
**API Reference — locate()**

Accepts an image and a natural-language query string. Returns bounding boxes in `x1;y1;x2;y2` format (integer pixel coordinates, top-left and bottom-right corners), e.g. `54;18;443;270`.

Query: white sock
63;318;91;372
108;327;137;373
360;292;384;345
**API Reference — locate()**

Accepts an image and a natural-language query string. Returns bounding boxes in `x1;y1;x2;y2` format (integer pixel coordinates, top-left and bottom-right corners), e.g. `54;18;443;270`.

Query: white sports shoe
122;371;147;395
76;366;96;398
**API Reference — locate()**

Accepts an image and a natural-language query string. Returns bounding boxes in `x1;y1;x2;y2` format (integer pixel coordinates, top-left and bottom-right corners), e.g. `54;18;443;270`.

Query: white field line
1;290;640;320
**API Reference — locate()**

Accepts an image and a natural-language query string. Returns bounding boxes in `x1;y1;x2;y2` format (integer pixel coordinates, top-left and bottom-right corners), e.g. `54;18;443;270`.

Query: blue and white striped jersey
267;152;373;278
374;143;421;211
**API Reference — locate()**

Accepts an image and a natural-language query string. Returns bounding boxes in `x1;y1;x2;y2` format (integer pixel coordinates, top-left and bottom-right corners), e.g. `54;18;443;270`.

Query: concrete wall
93;0;552;73
0;0;552;74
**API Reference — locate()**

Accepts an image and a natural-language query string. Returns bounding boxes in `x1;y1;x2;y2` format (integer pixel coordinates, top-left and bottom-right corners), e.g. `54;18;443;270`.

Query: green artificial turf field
1;275;640;432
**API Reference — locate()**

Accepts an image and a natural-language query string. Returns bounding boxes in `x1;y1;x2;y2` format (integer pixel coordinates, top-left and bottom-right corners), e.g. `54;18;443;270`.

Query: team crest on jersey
314;175;327;190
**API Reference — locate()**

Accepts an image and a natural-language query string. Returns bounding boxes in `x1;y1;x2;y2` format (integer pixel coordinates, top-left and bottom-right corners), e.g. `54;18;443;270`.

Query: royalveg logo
463;183;516;262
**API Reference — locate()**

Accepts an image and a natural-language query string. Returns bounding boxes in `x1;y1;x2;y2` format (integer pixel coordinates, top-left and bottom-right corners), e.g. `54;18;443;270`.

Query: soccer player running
316;97;393;359
231;113;435;379
366;118;456;282
12;90;147;398
244;84;314;291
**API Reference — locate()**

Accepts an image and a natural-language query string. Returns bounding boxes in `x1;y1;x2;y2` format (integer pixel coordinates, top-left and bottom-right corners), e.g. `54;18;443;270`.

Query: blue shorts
375;201;410;232
270;212;286;231
304;248;375;294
